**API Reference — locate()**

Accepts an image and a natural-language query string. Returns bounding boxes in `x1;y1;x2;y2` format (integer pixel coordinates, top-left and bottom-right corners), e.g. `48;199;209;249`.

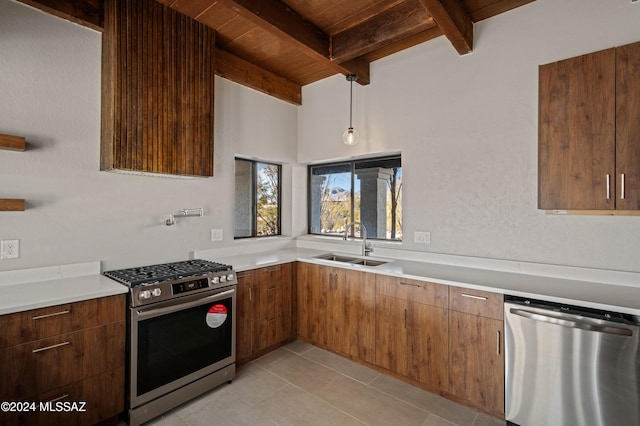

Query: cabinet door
329;268;375;363
375;294;409;376
296;263;329;346
449;311;504;418
345;269;376;363
538;48;616;210
236;271;256;361
407;302;448;392
256;263;293;351
616;41;640;209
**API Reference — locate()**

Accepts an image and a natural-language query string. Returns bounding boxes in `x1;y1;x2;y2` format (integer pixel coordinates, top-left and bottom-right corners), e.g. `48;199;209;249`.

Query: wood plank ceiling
18;0;535;104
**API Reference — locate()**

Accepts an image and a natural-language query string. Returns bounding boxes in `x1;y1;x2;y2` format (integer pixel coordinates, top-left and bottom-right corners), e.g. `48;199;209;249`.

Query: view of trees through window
309;156;402;241
234;159;281;238
256;162;280;236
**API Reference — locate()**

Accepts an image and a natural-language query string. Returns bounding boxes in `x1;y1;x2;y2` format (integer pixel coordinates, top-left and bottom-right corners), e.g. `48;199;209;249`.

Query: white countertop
3;248;640;317
0;262;128;315
204;247;640;317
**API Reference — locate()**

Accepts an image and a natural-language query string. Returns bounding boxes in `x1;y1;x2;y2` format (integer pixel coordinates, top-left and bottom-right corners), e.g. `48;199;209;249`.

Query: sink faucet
343;221;373;256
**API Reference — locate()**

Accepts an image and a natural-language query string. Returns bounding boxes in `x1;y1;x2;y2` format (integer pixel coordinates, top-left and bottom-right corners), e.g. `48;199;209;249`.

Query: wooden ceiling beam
331;1;436;64
419;0;473;54
16;0;103;32
220;0;370;85
215;48;302;105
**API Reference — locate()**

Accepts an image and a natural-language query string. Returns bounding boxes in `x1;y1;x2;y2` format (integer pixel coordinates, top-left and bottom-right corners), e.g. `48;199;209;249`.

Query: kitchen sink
350;259;388;267
313;253;390;267
314;253;360;262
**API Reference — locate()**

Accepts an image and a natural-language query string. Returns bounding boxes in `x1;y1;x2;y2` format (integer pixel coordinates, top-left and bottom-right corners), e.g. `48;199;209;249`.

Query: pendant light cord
349;76;353;128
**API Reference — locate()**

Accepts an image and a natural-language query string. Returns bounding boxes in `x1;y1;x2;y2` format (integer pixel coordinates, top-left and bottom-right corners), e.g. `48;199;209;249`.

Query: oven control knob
220;275;227;282
227;274;234;281
139;290;152;300
211;276;220;284
151;288;162;297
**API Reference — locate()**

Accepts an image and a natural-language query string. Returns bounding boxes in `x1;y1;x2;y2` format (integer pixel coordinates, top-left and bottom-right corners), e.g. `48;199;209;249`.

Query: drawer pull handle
32;310;70;320
47;393;70;404
237;273;252;278
32;341;70;354
400;282;420;288
267;266;282;272
461;293;488;301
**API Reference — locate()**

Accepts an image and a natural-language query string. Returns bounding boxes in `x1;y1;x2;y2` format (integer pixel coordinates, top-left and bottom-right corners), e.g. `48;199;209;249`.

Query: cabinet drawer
257;263;292;283
0;294;125;348
376;275;448;308
1;368;125;426
449;287;503;320
0;331;85;400
0;321;125;401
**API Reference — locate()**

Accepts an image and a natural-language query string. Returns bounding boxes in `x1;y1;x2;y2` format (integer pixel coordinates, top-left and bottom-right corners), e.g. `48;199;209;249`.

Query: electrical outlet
414;231;431;244
1;239;20;259
211;229;223;241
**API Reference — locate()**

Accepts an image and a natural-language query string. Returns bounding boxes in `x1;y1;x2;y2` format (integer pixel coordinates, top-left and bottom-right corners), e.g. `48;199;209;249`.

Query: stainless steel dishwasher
504;295;640;426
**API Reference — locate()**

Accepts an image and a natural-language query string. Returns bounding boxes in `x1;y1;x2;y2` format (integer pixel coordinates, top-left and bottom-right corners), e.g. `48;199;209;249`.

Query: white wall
3;0;640;274
0;0;297;271
298;0;640;272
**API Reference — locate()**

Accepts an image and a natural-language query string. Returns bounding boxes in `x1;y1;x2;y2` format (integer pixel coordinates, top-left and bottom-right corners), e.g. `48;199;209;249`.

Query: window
308;155;402;241
234;158;281;238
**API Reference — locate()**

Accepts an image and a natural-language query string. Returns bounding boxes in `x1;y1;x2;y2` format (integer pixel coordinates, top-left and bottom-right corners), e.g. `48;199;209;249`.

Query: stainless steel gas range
103;259;237;426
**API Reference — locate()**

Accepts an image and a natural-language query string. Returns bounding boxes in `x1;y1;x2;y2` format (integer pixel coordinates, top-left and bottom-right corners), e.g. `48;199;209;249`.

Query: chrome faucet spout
343;222;373;256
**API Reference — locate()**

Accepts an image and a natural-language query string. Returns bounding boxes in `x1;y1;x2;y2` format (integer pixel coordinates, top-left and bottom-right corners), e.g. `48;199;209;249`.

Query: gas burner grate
103;259;232;286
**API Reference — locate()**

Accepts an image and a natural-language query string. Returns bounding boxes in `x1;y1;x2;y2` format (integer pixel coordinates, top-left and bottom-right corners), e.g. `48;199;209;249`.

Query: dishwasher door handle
509;308;634;337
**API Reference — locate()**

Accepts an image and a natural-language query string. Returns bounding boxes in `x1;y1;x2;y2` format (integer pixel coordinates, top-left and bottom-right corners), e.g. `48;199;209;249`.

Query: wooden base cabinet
448;287;504;418
375;275;449;392
297;263;375;363
0;294;126;426
236;263;294;364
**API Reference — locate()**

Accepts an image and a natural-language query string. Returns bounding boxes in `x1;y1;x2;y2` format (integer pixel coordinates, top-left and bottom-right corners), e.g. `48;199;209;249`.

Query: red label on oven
206;304;228;328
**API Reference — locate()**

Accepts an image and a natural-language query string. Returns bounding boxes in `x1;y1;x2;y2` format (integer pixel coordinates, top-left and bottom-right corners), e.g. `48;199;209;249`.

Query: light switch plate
211;229;223;241
1;239;20;259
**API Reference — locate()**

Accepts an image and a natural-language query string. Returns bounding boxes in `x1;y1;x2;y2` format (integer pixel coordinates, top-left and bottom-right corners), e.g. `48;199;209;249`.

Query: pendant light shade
343;74;359;145
343;127;359;145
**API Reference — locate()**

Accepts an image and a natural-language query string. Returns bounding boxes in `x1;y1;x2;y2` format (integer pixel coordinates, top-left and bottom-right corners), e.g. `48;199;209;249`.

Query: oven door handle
135;288;235;320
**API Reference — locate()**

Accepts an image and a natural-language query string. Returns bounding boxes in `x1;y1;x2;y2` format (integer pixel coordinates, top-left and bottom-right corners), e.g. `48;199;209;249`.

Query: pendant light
342;74;359;145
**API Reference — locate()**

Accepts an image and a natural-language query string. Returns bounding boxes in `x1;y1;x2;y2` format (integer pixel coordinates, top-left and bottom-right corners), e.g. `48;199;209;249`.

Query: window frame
234;157;282;239
307;154;402;241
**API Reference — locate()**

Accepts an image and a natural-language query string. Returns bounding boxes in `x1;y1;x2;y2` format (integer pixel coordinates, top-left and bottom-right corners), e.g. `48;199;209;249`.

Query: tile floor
145;340;504;426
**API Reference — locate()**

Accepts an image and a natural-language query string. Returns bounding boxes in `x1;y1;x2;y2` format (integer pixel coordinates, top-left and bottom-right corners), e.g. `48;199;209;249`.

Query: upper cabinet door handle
606;174;611;200
621;174;625;200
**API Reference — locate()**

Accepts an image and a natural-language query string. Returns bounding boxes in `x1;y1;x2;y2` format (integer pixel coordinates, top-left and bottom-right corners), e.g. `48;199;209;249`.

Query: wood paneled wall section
101;0;215;177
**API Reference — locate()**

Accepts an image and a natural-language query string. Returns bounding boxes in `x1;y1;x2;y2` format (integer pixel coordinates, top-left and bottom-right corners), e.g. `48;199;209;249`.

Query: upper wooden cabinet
539;41;640;210
101;0;215;177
